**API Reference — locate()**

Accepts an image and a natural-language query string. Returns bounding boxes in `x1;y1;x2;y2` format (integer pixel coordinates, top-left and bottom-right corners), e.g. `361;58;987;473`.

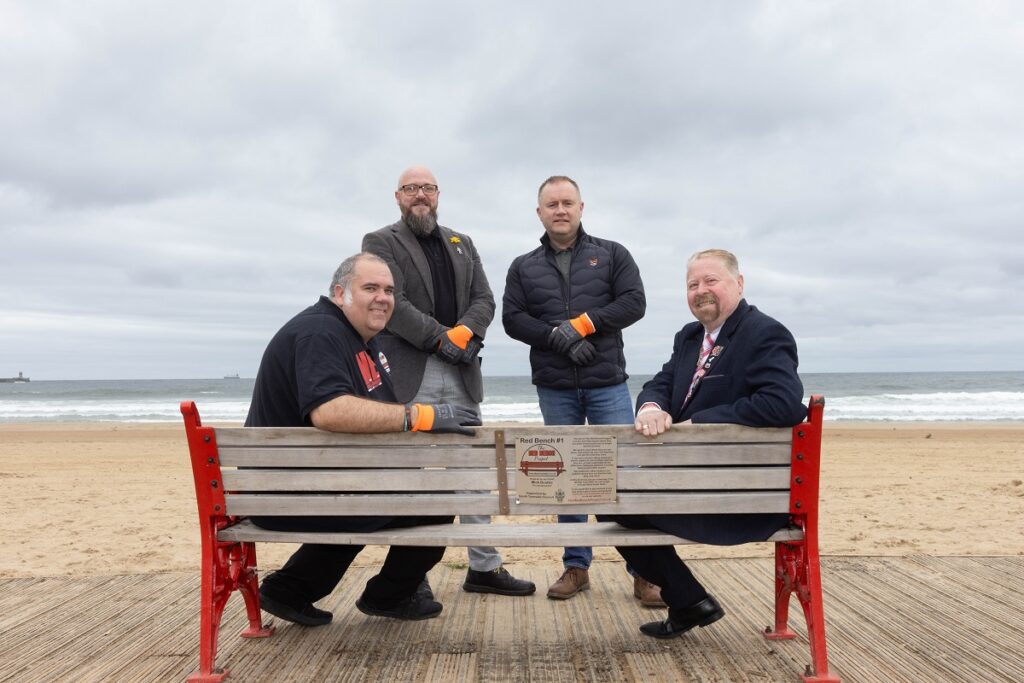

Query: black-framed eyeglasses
399;183;439;197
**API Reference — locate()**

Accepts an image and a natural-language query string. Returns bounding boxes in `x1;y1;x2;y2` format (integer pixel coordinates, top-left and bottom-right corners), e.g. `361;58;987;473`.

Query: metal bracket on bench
494;430;510;515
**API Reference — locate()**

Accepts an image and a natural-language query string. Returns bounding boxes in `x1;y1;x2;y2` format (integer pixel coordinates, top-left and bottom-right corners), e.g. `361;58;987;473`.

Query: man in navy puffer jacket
502;175;650;603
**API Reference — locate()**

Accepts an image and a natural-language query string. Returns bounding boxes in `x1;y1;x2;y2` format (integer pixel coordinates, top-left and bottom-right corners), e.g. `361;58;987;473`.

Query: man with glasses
362;166;535;599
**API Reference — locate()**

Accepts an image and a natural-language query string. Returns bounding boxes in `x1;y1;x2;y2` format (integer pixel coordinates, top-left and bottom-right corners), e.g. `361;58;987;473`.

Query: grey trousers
412;355;501;572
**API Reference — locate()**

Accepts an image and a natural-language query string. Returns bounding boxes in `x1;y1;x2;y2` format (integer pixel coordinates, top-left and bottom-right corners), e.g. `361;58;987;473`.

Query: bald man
362;166;535;598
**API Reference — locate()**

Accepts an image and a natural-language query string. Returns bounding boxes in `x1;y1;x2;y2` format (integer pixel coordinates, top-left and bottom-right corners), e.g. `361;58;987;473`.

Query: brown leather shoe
546;567;590;599
634;576;667;608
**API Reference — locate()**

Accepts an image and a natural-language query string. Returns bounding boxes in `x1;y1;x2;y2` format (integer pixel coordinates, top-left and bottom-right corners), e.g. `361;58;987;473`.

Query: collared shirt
416;229;458;327
553;245;574;282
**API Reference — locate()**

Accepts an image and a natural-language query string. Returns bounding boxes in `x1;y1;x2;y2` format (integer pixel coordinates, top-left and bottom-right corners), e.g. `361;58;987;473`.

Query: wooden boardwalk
1;556;1022;682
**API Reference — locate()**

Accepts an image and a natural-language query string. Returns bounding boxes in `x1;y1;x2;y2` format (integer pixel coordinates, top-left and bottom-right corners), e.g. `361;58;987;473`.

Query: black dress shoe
639;595;725;639
355;593;443;621
259;591;332;627
415;577;434;601
463;566;537;596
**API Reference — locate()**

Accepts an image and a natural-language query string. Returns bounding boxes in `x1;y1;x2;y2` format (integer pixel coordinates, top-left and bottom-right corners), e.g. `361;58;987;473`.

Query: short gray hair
687;249;740;278
329;252;387;294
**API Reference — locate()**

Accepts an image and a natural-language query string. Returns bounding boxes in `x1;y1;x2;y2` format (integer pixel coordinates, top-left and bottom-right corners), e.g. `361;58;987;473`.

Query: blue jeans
537;383;634;570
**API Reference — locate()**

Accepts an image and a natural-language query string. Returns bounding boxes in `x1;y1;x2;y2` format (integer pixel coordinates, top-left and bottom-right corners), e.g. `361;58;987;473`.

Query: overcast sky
2;1;1022;380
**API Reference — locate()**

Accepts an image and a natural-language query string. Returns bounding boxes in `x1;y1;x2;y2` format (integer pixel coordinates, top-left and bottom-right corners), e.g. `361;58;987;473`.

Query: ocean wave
2;389;1023;423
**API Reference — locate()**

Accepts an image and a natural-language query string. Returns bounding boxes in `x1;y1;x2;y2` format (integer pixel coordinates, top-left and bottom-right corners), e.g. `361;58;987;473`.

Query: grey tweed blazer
361;220;494;403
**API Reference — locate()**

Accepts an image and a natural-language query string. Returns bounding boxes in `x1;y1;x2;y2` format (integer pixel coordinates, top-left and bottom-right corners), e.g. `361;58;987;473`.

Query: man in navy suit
604;248;807;639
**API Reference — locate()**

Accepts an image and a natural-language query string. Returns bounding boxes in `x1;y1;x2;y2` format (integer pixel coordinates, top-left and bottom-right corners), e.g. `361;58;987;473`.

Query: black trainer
462;566;536;596
355;592;443;621
259;590;332;627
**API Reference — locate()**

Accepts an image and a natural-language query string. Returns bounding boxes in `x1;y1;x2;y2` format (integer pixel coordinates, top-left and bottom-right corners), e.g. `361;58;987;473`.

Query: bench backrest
181;397;825;523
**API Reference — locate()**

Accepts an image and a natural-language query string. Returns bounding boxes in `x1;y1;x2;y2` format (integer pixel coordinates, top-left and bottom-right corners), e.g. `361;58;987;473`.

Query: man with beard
361;166;535;599
606;248;807;639
249;253;482;626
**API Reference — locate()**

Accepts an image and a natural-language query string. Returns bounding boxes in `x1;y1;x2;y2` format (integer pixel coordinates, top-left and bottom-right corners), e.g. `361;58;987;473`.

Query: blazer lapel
710;299;750;355
675;331;703;413
393;223;435;303
685;300;751;407
439;226;469;314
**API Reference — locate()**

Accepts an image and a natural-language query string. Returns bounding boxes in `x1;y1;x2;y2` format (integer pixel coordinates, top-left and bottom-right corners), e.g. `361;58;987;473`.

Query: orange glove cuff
570;313;595;337
410;403;434;432
445;325;474;350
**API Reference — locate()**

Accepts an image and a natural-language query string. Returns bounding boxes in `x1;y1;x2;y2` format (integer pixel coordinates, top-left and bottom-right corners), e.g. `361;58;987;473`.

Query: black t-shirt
245;296;396;427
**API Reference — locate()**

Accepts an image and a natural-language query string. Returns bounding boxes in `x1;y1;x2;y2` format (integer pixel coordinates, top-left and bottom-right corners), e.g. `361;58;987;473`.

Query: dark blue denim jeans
537;382;634;570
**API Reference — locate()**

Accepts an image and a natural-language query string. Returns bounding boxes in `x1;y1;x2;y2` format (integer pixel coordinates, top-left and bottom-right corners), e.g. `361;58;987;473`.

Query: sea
1;371;1023;423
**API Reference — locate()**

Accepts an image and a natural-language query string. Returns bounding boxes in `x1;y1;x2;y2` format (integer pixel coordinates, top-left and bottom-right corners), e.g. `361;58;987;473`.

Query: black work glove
461;337;482;364
567;339;597;365
548;321;583;354
435;325;479;365
410;403;482;436
436;333;465;365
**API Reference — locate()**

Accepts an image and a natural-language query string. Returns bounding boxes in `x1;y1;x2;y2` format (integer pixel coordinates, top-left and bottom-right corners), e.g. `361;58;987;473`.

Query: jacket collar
540;223;589;252
317;295;370;348
715;298;750;341
391;219;437;300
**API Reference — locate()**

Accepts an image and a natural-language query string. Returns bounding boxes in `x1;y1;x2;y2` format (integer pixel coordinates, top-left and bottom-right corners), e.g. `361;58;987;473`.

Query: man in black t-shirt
246;253;481;626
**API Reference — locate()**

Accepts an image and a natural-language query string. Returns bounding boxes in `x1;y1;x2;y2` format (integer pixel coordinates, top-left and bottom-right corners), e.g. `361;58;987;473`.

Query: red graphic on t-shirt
356;350;382;391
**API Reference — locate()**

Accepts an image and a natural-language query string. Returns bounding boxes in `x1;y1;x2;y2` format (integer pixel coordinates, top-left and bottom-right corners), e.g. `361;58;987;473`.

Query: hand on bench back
410;403;481;435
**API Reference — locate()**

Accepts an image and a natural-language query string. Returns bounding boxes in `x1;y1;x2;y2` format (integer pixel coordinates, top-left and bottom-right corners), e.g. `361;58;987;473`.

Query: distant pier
0;371;30;383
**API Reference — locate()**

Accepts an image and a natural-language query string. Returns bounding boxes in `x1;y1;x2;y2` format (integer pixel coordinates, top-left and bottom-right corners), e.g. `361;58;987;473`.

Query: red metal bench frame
180;396;839;682
763;395;840;682
181;402;273;683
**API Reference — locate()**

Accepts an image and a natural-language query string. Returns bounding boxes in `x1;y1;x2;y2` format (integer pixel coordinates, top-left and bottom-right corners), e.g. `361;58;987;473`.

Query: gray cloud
2;1;1022;379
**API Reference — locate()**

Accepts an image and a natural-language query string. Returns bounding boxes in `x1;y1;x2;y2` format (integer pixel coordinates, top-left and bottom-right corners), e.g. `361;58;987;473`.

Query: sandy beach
1;422;1021;578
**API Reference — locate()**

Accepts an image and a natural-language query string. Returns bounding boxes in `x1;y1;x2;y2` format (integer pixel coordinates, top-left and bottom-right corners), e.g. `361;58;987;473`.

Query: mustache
693;294;718;306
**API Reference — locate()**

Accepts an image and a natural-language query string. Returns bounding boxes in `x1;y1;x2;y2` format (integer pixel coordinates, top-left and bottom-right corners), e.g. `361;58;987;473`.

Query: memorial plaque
514;434;617;504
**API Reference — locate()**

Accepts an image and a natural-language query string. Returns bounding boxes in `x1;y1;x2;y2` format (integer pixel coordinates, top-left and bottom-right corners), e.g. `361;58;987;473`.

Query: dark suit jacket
362;221;495;403
637;299;806;427
620;299;806;544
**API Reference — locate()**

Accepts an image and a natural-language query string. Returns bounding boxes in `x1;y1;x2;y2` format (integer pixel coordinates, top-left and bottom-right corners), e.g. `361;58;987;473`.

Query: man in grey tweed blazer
362;165;535;599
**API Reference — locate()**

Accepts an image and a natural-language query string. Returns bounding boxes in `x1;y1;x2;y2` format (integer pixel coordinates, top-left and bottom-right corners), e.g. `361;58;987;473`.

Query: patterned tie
683;332;715;406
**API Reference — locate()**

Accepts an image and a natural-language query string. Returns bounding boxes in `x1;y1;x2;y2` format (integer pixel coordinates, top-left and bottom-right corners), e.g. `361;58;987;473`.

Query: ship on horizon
0;371;30;383
223;373;240;379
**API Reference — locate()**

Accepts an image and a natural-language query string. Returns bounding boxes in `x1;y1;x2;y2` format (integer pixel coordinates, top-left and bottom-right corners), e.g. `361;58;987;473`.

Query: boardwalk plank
2;557;1023;682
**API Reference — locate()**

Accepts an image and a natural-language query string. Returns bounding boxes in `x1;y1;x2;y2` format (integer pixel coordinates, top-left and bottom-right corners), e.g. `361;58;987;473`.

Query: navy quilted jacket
502;226;646;389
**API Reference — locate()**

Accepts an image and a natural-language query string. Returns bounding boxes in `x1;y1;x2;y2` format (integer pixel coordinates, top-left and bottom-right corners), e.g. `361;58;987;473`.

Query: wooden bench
180;395;838;682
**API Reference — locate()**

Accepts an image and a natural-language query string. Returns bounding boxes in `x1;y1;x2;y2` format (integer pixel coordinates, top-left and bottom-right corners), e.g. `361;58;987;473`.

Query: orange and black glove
409;403;481;435
548;313;595;354
436;325;481;365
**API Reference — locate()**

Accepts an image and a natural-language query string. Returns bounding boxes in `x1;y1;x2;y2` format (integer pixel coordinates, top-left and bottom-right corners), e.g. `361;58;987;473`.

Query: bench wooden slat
618;442;791;465
219;447;500;468
212;423;793;448
221;466;792;492
222;468;499;491
223;491;791;516
217;442;792;468
216;518;805;547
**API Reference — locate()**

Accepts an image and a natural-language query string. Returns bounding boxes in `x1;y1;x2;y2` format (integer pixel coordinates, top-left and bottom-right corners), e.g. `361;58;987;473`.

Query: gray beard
403;207;439;236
